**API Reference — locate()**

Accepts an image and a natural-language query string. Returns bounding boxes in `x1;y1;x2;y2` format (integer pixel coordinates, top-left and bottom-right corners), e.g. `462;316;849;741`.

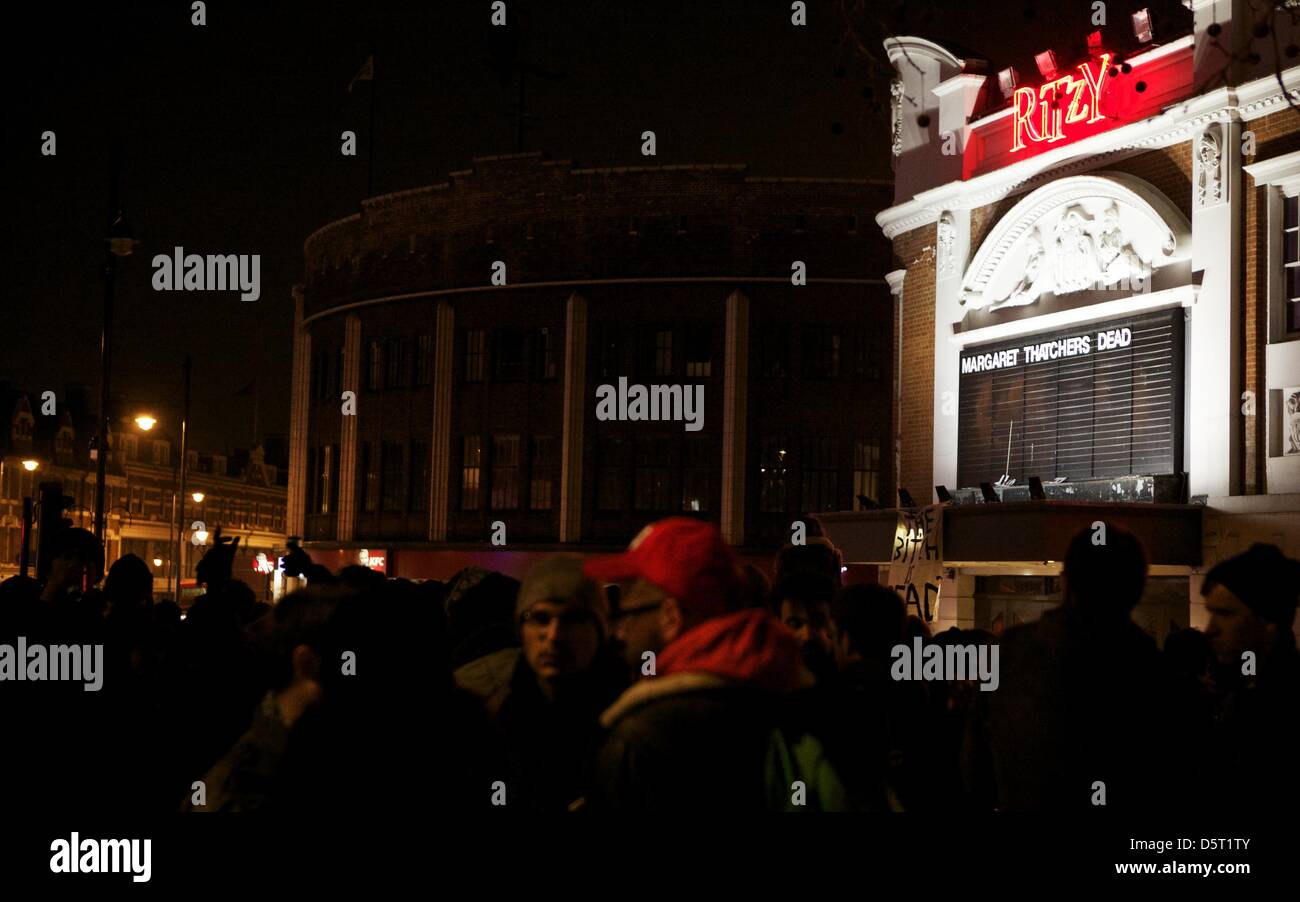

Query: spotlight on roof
1087;30;1105;58
1132;8;1154;44
997;67;1019;100
935;485;953;504
856;494;878;511
1034;50;1058;81
897;488;916;509
980;482;1000;503
1029;476;1046;500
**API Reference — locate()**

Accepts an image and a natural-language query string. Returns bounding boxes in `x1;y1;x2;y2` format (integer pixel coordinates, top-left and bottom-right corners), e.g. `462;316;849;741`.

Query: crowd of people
0;515;1296;814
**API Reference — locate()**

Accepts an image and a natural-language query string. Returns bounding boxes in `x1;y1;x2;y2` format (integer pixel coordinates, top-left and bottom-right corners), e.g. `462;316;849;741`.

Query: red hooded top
655;608;804;694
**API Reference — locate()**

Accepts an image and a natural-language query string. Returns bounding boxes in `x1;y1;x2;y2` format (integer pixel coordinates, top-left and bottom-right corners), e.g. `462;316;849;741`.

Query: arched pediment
959;173;1191;312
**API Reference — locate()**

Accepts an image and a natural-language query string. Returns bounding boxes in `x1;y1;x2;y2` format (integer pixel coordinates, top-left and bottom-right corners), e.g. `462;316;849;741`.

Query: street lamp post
174;355;192;602
94;198;135;546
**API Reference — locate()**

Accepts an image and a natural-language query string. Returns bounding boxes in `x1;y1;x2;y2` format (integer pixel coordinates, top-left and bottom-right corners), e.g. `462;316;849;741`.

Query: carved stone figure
937;211;956;276
1196;128;1222;206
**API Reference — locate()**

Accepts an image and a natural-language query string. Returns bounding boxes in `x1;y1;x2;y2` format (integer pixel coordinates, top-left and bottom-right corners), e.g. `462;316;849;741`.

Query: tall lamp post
174;356;192;602
94;204;136;547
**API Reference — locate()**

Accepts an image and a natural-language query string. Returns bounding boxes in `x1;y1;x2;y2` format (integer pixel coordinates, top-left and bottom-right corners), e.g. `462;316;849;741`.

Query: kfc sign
358;548;387;573
1012;53;1111;153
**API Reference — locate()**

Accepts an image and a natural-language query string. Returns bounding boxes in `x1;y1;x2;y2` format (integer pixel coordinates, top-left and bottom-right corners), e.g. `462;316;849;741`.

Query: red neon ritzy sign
1011;53;1111;152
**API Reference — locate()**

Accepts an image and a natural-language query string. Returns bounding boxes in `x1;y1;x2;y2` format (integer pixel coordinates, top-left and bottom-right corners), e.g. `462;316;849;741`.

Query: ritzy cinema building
820;1;1300;641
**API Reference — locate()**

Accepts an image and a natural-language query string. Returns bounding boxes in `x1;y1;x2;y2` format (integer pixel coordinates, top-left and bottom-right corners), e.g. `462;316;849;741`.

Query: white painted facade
880;3;1300;637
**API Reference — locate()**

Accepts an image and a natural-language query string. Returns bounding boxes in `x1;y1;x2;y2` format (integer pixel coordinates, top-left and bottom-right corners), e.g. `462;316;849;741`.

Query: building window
760;326;790;378
801;436;839;513
597;436;629;511
534;327;558;380
316;445;335;515
494;329;528;382
414;335;433;387
410;441;429;512
635;435;673;511
461;436;482;510
367;340;385;391
685;325;712;378
759;435;789;512
361;443;380;513
681;437;712;512
382;442;405;511
12;414;33;441
654;330;674;376
599;324;625;379
851;326;883;381
465;330;487;382
386;338;407;389
853;438;882;507
122;434;138;461
490;435;521;510
1285;194;1300;333
153;442;170;466
802;326;841;379
529;436;556;510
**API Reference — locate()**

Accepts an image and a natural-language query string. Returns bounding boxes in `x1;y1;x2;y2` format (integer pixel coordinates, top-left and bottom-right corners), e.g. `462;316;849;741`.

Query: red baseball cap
584;517;743;619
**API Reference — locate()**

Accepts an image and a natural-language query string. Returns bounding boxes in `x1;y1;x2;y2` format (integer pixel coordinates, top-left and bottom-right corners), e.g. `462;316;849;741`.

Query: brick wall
1242;109;1300;493
893;226;936;504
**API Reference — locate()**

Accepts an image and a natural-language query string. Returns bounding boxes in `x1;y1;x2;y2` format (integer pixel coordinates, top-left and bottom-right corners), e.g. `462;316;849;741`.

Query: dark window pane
529;436;556;510
465;331;486;382
410;442;430;512
490;435;521;509
495;330;528;382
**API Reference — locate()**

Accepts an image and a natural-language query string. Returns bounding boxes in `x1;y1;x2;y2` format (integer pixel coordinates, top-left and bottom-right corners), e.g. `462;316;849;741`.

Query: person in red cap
579;517;819;810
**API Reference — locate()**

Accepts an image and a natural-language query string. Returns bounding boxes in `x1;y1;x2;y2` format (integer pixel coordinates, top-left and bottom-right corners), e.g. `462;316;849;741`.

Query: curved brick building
288;151;894;579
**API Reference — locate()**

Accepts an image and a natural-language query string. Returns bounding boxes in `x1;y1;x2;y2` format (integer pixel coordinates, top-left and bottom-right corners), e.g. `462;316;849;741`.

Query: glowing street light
191;491;205;503
21;459;39;472
194;529;209;545
134;414;157;431
153;557;163;567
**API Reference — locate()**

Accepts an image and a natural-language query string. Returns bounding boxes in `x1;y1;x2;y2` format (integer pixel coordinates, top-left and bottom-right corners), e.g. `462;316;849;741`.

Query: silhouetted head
47;527;104;592
829;583;906;669
104;553;153;609
1201;544;1300;665
773;539;844;589
338;564;385;595
1061;522;1148;625
769;570;835;679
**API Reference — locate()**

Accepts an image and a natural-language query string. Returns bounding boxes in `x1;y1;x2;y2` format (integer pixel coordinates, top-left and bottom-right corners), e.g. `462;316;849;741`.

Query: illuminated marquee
1011;53;1111;153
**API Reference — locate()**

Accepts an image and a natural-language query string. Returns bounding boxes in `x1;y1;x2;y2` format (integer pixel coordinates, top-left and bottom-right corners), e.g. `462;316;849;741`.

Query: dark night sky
4;0;1189;452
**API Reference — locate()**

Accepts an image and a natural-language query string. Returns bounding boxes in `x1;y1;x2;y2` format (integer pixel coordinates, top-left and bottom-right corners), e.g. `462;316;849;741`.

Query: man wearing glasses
580;517;809;810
